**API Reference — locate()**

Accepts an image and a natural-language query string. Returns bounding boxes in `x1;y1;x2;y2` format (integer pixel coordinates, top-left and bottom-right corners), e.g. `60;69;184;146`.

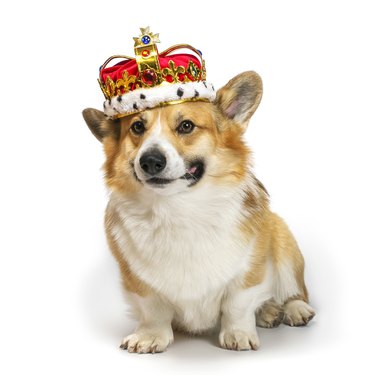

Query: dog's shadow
83;254;321;358
82;255;132;342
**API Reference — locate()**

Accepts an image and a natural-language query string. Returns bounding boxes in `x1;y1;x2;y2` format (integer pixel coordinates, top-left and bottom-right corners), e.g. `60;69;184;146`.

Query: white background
1;0;374;374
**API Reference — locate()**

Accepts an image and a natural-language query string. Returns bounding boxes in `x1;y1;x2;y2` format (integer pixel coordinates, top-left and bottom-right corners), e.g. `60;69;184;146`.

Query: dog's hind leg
256;299;284;328
270;213;315;327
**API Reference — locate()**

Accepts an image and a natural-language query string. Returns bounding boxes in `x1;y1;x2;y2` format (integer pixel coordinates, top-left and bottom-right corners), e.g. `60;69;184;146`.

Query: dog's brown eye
177;120;195;134
131;121;145;135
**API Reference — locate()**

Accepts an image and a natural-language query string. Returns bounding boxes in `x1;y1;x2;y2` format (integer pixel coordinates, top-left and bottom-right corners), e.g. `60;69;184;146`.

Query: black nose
140;149;167;176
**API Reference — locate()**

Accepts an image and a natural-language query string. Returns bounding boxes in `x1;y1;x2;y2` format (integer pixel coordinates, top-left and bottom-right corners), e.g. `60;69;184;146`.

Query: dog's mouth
179;160;205;186
146;177;174;185
144;160;205;187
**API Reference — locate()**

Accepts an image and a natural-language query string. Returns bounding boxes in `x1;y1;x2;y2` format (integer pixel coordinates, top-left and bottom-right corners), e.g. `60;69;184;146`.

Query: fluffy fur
103;81;216;118
83;71;315;354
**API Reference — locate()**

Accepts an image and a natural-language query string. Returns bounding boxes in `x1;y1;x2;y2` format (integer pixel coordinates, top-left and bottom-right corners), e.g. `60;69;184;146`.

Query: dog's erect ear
82;108;120;142
82;108;107;142
215;71;263;132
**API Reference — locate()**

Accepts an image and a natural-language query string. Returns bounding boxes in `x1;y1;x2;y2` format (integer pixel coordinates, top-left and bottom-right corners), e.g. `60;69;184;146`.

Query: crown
98;27;216;119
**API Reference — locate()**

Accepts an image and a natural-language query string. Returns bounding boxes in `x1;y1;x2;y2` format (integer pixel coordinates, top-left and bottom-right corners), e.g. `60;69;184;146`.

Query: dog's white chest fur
110;184;252;308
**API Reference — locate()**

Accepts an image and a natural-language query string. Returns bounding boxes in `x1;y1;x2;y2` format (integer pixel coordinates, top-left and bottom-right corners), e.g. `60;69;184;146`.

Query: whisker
186;172;198;181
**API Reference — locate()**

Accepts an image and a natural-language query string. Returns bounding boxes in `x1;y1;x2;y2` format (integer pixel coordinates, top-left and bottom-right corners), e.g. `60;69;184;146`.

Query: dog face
83;71;262;196
120;102;219;195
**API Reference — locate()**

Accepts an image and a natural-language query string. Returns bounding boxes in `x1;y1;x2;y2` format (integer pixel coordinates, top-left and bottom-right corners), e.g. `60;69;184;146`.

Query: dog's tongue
187;166;197;175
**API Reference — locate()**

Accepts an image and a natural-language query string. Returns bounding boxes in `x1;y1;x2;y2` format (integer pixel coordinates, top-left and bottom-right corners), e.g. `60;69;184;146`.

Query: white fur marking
121;293;174;353
220;264;273;350
274;261;301;304
133;113;186;188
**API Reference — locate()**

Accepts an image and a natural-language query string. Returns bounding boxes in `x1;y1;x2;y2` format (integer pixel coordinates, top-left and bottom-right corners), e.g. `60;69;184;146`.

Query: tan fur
240;189;271;288
242;212;308;299
270;214;308;302
105;208;151;297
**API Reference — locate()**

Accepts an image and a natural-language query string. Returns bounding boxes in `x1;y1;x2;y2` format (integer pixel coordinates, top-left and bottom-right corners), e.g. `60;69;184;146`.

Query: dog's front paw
219;329;260;351
120;330;173;354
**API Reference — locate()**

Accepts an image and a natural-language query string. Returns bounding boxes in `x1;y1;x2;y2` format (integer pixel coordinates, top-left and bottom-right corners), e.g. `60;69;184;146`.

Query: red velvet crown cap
101;53;203;94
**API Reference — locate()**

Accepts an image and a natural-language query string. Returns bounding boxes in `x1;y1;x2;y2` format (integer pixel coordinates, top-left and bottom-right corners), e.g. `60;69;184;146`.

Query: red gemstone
142;70;157;85
142;49;150;57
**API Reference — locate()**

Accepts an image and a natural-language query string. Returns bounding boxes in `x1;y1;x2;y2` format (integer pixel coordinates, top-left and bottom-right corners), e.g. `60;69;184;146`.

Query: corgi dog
83;71;315;353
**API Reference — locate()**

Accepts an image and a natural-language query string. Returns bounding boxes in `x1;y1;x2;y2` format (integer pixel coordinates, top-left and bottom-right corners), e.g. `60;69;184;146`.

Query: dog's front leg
120;293;174;354
220;284;271;351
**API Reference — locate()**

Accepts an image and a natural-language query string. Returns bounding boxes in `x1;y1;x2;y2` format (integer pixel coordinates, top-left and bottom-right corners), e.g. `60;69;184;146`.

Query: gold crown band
111;97;211;120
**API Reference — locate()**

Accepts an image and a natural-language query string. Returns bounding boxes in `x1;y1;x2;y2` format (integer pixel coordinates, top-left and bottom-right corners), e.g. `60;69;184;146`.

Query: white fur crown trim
103;81;216;118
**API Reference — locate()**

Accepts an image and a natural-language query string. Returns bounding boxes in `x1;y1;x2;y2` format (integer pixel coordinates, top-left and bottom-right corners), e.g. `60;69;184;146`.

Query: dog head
83;71;262;196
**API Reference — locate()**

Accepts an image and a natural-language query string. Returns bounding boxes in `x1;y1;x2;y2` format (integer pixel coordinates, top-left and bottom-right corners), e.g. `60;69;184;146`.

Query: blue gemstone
197;49;203;56
142;35;151;44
